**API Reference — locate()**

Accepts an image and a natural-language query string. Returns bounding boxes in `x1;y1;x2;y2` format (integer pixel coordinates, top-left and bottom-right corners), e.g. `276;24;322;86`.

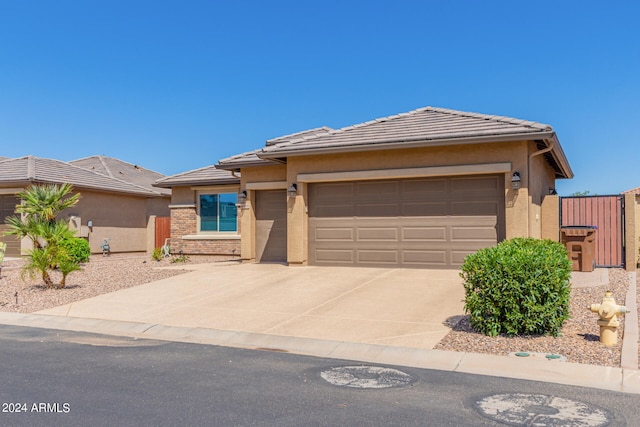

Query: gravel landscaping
0;254;636;368
0;253;238;313
436;268;631;367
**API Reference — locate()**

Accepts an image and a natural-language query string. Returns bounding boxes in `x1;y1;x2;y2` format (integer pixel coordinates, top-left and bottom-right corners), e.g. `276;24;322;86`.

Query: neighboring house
158;106;573;268
0;155;170;256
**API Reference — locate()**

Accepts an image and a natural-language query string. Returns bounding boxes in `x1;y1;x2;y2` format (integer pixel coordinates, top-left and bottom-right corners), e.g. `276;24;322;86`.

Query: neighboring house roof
0;155;165;197
154;164;239;188
70;155;170;196
258;106;573;178
623;186;640;195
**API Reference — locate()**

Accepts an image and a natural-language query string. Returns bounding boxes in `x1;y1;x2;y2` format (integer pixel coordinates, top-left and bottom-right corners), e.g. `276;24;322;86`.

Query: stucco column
147;215;156;254
505;181;529;239
240;191;255;262
540;195;560;241
625;192;637;271
287;184;307;265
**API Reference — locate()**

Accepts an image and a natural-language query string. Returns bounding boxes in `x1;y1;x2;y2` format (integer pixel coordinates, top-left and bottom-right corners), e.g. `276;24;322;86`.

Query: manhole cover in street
474;393;611;426
320;366;413;389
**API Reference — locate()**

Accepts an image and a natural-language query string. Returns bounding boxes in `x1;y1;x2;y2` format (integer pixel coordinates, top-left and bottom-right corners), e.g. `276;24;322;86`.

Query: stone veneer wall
170;206;240;256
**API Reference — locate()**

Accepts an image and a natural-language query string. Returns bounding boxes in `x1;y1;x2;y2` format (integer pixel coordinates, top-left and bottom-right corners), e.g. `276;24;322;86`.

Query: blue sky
1;1;638;195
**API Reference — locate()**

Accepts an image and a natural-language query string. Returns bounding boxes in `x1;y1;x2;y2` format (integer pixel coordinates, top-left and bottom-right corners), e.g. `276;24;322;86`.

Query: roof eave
214;158;284;171
543;134;574;179
258;131;556;159
10;179;163;197
153;178;240;188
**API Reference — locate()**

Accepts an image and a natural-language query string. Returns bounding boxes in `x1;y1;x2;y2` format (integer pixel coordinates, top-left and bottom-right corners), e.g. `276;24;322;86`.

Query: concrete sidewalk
0;263;638;394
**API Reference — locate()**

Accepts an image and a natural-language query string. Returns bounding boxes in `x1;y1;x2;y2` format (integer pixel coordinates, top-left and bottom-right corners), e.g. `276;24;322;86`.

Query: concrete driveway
38;263;465;350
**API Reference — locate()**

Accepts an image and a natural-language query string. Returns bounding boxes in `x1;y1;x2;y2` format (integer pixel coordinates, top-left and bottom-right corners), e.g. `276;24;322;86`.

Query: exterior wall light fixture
237;190;247;207
288;183;298;198
511;172;521;190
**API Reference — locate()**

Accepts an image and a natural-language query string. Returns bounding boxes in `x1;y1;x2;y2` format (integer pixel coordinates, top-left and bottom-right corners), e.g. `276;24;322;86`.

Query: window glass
218;193;238;231
199;193;238;232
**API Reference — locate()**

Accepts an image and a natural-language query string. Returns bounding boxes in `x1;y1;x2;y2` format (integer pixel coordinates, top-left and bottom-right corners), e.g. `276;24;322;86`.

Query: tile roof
266;126;333;146
216;127;334;170
154;164;239;188
70;155;170;195
623;186;640;195
257;106;572;178
260;106;556;156
0;156;164;196
215;148;272;170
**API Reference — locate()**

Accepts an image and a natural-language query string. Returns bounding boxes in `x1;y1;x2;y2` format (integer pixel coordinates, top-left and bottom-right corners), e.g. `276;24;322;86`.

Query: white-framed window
197;192;238;233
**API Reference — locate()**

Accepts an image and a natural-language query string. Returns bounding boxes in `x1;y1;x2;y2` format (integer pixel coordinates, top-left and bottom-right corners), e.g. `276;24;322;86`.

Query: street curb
621;272;639;369
0;311;638;394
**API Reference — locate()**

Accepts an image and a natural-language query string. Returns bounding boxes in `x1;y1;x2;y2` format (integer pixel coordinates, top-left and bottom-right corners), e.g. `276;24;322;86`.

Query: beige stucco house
0;155;170;256
157;106;573;268
154;165;241;256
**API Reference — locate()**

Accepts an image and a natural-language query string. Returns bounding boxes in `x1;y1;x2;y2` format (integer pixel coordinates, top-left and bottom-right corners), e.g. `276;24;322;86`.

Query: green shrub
461;238;572;337
58;237;91;263
151;247;163;261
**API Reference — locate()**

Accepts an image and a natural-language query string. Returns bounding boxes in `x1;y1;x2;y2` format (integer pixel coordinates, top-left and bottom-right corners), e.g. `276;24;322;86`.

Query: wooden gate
560;195;624;267
155;217;171;249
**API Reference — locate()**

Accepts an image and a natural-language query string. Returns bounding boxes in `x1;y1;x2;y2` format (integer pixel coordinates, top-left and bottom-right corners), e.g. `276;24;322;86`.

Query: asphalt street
0;325;638;426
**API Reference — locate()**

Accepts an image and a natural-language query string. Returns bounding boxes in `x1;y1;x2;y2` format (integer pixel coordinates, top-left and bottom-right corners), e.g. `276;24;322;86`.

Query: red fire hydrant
588;291;626;346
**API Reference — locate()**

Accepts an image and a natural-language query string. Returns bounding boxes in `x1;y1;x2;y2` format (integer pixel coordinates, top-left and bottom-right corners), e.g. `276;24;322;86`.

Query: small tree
4;184;83;288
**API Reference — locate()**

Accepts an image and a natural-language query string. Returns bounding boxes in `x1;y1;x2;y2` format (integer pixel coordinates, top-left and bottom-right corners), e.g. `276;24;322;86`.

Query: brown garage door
308;175;504;268
255;190;287;263
0;195;21;257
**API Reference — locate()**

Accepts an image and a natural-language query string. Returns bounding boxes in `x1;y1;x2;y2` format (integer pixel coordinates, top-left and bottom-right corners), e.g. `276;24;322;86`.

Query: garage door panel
316;204;356;217
451;226;496;242
402;201;447;216
309;175;504;268
357;181;398;197
357;250;399;264
357;227;398;241
452;176;500;193
315;249;354;264
314;227;354;241
315;183;354;200
356;203;400;216
402;226;447;241
401;250;448;266
402;179;447;195
451;200;499;216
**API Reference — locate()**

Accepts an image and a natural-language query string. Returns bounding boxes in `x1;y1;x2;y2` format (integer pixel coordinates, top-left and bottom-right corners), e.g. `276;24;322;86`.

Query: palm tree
14;183;80;222
5;183;80;246
4;184;82;288
21;246;56;288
